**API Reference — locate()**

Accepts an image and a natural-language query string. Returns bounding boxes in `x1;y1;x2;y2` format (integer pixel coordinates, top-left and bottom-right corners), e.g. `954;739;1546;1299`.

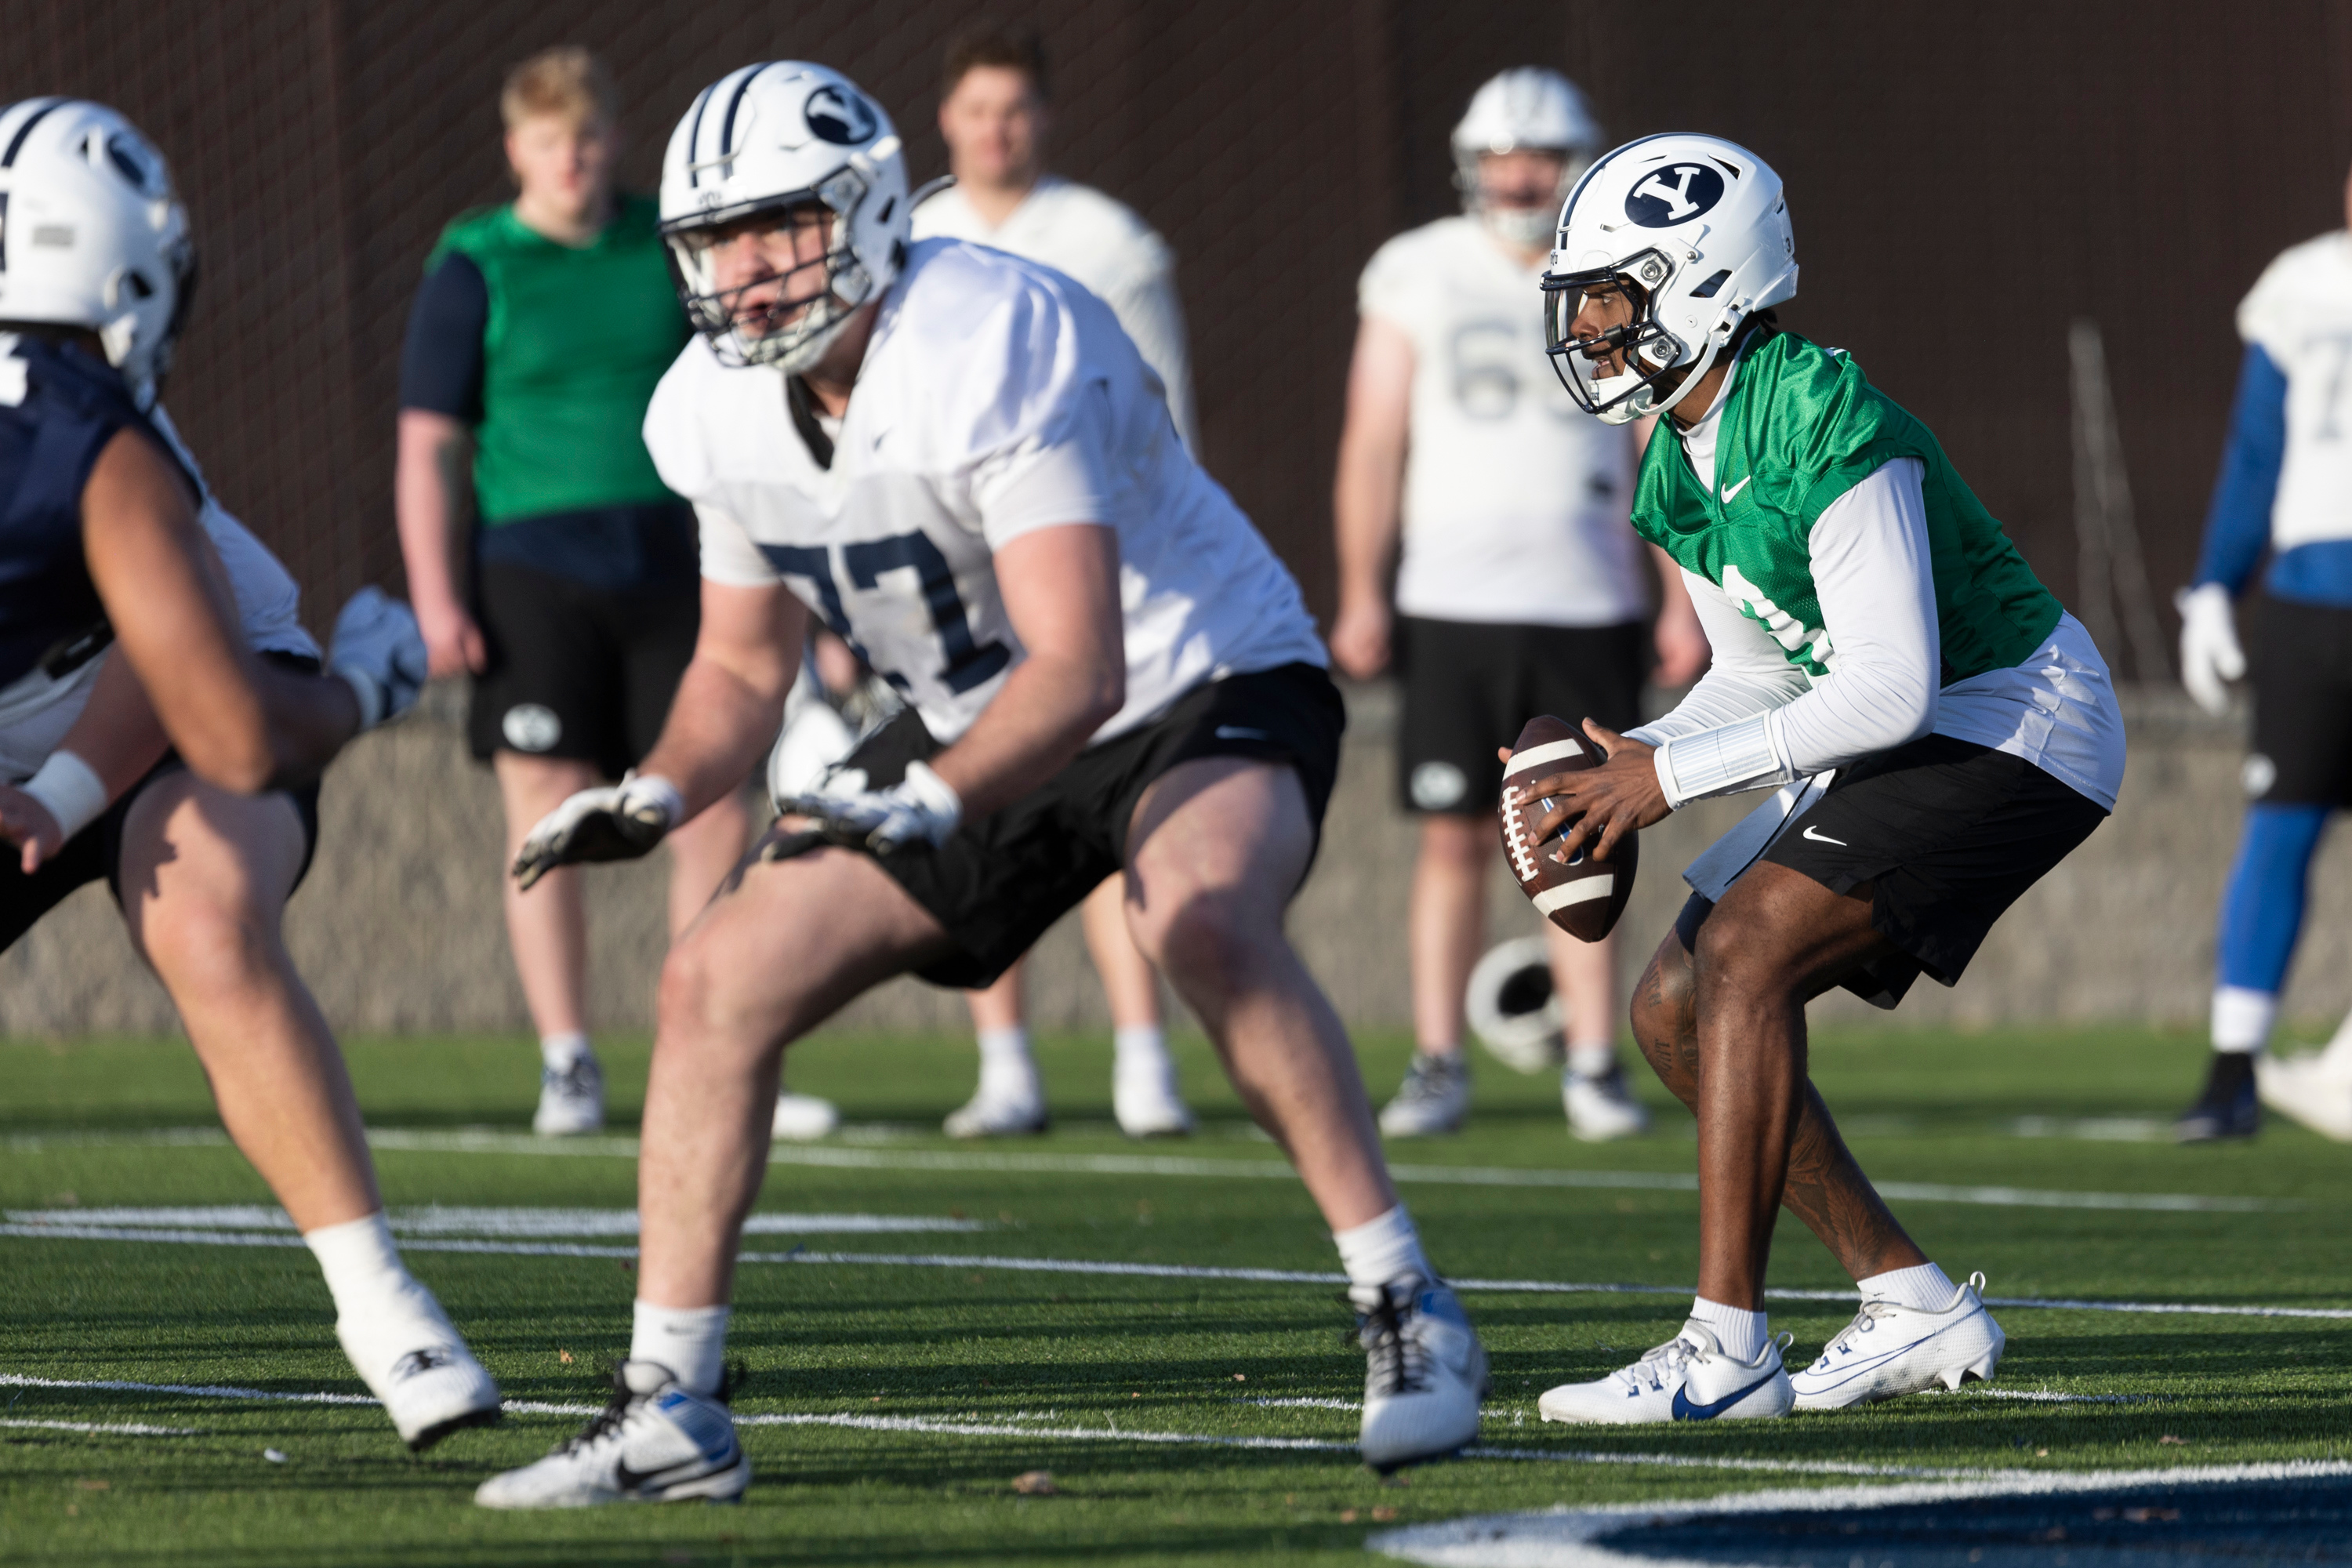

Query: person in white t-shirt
894;24;1195;1142
1329;70;1707;1141
476;64;1487;1506
908;23;1198;1141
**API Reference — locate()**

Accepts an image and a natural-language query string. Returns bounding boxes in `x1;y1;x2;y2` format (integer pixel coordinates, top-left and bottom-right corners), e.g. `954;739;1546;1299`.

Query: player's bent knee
1138;888;1273;1000
139;891;279;996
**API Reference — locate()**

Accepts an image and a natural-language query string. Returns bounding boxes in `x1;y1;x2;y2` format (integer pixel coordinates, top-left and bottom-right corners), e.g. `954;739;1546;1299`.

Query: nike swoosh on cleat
1721;475;1752;502
1802;825;1847;845
612;1453;731;1494
1671;1370;1780;1421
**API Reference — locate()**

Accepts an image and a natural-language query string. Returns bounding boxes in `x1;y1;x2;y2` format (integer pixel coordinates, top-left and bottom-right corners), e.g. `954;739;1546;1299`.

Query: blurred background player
909;22;1196;1138
1327;68;1708;1139
0;98;497;1448
2174;158;2352;1144
394;49;832;1138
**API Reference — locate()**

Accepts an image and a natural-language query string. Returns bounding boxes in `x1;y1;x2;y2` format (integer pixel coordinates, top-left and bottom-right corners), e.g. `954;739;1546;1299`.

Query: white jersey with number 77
644;238;1327;746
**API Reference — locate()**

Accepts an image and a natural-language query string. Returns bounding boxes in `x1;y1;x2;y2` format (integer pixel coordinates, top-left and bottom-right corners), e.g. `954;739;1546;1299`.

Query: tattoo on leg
1779;1083;1921;1279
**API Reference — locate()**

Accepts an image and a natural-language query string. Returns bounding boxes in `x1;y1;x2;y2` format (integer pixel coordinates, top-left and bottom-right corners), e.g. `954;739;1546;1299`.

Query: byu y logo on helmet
804;85;876;147
1624;162;1725;227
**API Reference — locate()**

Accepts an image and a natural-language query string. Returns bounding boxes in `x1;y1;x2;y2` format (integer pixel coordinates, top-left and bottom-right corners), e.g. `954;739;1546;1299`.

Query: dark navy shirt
0;333;190;689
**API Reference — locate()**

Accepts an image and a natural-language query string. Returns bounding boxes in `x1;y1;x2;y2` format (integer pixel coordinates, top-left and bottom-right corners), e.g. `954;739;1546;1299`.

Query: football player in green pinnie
1514;134;2125;1425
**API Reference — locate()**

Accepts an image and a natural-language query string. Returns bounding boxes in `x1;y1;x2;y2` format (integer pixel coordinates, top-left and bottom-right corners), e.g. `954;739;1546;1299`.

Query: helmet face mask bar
1541;249;1687;426
662;163;877;372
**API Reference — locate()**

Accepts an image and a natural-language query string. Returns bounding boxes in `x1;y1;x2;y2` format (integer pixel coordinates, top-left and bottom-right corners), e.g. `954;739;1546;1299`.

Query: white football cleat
1112;1055;1196;1138
336;1290;502;1451
1378;1052;1469;1137
1356;1277;1487;1472
771;1090;840;1142
942;1084;1048;1138
474;1361;749;1509
1791;1272;2005;1410
533;1055;604;1137
2256;1051;2352;1142
1563;1063;1650;1142
1538;1324;1793;1425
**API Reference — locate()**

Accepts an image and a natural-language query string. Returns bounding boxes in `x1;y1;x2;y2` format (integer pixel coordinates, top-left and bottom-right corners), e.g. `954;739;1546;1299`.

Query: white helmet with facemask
1541;132;1795;425
0;98;195;410
1452;68;1601;251
659;62;909;376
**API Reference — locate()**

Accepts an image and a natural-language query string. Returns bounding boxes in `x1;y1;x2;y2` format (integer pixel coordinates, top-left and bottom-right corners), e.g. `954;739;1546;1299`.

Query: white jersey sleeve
2237;231;2352;551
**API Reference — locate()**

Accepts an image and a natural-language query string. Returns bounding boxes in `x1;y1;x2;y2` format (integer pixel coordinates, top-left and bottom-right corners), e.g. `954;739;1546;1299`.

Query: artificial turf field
0;1024;2347;1566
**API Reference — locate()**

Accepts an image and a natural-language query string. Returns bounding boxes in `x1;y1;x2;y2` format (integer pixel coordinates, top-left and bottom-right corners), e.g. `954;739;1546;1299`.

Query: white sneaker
2256;1051;2352;1142
474;1361;749;1508
1356;1277;1487;1472
1537;1324;1793;1425
336;1290;502;1451
1112;1054;1195;1138
943;1083;1048;1138
1378;1052;1469;1137
771;1091;840;1142
1790;1272;2005;1410
532;1055;604;1137
1563;1063;1651;1142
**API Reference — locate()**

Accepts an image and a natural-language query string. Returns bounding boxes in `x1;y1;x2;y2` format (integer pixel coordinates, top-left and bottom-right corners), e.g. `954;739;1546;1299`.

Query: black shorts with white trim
820;662;1344;990
1674;734;2107;1010
1394;617;1646;815
2247;593;2352;805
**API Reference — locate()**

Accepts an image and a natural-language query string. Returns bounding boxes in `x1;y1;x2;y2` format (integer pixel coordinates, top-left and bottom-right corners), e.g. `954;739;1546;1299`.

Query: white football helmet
1541;133;1796;424
1452;69;1601;249
0;98;194;409
659;63;908;375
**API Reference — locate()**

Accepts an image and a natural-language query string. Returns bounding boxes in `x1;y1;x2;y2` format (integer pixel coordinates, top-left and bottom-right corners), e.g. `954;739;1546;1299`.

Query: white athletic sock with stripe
1686;1297;1767;1362
1857;1261;1960;1312
631;1301;730;1397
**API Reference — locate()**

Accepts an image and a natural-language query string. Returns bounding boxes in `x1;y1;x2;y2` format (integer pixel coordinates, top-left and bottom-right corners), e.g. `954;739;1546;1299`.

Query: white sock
304;1212;426;1328
1334;1205;1434;1305
1858;1260;1961;1312
631;1301;731;1396
1566;1040;1616;1079
1686;1296;1766;1362
2211;986;2276;1054
541;1031;593;1070
975;1025;1040;1100
1113;1024;1171;1074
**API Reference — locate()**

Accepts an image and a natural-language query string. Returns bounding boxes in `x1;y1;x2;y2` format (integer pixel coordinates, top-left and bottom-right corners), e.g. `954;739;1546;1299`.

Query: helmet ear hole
123;270;154;300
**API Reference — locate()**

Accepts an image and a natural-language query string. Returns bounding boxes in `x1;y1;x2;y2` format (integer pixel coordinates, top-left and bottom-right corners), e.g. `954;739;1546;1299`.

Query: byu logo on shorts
804;85;877;146
1411;761;1468;811
1624;163;1726;227
503;703;563;753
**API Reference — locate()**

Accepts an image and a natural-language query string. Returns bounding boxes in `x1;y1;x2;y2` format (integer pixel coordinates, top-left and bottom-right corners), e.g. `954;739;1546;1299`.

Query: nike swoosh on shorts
1802;825;1847;845
1670;1369;1780;1421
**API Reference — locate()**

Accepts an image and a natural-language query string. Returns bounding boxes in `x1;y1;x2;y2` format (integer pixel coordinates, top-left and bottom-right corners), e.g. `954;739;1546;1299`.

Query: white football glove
2176;583;2247;718
780;759;961;856
510;771;684;890
328;586;429;729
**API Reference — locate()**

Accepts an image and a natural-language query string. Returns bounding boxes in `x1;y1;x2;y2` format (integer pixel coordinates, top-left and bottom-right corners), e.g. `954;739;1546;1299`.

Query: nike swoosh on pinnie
1802;825;1846;845
1215;726;1270;741
1670;1370;1780;1421
1721;474;1752;501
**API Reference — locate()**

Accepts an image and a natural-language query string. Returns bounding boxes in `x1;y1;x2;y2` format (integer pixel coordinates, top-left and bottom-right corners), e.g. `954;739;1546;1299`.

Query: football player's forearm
53;653;172;801
393;412;472;613
639;655;790;818
926;652;1121;821
1331;445;1403;603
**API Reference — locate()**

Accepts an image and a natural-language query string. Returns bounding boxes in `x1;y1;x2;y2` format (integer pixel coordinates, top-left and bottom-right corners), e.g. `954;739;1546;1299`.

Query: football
1499;714;1638;942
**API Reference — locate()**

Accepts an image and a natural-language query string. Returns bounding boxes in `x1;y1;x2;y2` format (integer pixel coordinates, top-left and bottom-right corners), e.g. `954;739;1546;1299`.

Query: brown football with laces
1498;714;1639;942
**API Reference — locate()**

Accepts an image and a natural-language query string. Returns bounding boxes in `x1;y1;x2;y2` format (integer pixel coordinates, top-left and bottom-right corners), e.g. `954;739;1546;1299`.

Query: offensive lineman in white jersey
474;63;1486;1506
909;22;1199;1139
1332;68;1707;1141
0;99;499;1450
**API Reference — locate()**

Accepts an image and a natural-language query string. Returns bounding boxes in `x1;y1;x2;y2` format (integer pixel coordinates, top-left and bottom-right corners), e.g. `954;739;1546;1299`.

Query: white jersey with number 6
645;238;1326;746
1358;216;1646;627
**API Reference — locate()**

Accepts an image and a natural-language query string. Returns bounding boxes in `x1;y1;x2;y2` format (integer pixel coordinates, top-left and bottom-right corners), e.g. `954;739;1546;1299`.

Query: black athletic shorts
467;559;701;779
1396;616;1646;815
0;654;325;954
1673;735;2107;1010
826;662;1345;989
2247;594;2352;806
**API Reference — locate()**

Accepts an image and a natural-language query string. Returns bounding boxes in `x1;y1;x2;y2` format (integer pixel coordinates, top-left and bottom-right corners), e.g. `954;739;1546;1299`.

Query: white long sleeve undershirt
1628;458;1940;805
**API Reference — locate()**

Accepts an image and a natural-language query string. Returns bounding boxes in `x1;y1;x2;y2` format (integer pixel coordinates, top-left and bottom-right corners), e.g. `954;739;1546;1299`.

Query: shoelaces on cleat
557;1367;639;1457
1348;1290;1433;1399
1613;1334;1704;1394
1815;1301;1896;1364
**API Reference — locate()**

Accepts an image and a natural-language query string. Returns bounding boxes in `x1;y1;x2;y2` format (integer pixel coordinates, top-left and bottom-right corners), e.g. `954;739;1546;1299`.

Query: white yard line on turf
2;1206;987;1236
354;1127;2284;1214
5;1221;2351;1322
0;1417;201;1436
1368;1460;2352;1565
